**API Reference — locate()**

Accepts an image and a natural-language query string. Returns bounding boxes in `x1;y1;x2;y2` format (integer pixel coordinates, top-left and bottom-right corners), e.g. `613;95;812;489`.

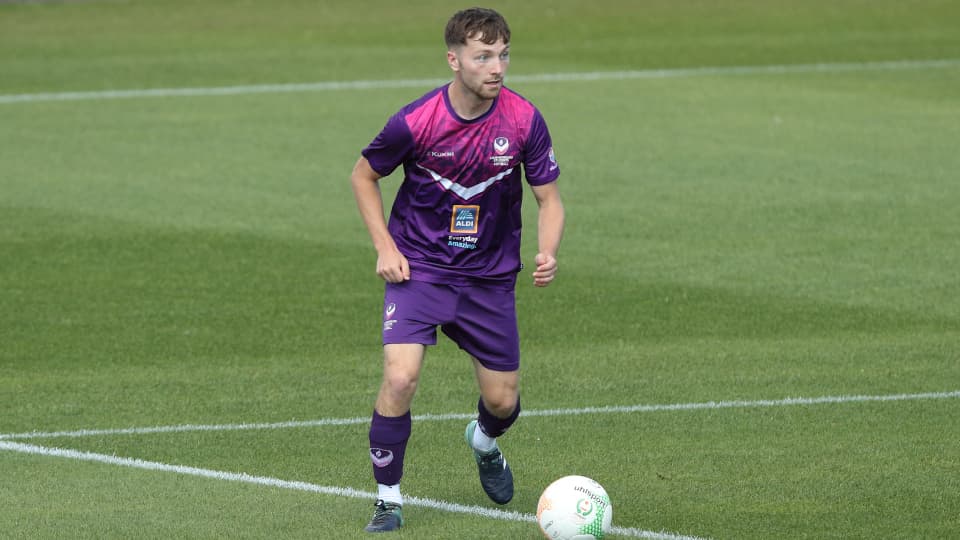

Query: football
536;475;613;540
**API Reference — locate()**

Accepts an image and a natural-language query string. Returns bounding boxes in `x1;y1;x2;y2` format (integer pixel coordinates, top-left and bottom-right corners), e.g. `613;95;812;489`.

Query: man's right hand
377;247;411;283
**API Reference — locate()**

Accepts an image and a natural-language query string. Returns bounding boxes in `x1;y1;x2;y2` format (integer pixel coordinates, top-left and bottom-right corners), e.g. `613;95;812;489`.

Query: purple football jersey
362;84;560;284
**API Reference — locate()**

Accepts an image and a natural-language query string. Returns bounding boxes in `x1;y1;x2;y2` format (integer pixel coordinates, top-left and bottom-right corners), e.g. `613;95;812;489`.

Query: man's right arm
350;156;410;282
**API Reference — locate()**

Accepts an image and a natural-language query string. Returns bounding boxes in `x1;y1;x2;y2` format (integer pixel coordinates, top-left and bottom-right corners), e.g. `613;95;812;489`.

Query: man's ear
447;50;460;72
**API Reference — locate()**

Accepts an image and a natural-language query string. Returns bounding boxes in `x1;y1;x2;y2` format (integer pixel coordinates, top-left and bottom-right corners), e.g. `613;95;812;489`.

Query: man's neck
447;80;495;120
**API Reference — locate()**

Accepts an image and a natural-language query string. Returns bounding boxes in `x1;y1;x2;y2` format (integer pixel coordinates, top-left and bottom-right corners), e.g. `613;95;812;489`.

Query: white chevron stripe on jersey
416;164;515;200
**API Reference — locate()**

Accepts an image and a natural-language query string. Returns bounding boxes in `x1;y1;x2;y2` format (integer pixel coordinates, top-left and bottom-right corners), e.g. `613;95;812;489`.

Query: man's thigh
442;283;520;372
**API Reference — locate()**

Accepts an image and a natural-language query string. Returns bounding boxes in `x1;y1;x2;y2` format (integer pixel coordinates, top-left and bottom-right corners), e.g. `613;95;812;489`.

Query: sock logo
370;448;394;468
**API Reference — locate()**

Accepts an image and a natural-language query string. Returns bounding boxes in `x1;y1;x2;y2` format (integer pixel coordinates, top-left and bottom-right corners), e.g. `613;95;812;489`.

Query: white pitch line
2;390;957;441
1;58;957;104
0;441;707;540
519;389;960;418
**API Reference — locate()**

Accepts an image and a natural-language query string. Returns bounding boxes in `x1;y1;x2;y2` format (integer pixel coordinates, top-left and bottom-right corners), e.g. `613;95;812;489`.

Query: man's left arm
530;181;565;287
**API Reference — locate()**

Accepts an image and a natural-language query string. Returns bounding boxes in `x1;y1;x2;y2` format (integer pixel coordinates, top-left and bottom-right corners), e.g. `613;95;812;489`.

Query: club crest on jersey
450;205;479;234
490;136;514;167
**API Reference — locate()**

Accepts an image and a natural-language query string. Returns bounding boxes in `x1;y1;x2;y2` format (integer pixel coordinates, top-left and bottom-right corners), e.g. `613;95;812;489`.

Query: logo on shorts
370;448;394;468
384;303;397;331
451;205;479;234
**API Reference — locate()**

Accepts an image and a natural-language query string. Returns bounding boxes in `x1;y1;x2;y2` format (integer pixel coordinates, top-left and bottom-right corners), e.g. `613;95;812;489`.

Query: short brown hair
444;7;511;49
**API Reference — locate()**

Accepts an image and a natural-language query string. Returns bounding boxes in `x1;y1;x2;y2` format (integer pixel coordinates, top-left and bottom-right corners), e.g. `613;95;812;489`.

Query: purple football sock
369;410;411;486
477;396;520;438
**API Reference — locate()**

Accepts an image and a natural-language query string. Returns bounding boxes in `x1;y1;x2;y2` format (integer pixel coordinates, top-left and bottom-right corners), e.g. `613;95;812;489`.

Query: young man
350;7;565;533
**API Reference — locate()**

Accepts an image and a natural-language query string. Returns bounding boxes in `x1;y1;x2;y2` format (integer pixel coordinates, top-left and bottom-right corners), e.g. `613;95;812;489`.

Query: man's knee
482;392;518;418
383;369;419;397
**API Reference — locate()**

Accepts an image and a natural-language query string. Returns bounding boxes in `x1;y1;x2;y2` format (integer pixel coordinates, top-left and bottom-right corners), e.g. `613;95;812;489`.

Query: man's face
449;35;510;101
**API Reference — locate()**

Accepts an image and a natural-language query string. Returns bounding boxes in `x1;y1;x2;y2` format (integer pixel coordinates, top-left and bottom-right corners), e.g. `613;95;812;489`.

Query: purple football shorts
382;279;520;372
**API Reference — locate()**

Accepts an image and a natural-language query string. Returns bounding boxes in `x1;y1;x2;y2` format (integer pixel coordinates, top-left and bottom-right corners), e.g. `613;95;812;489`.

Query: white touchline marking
518;389;960;418
1;390;957;441
1;58;957;104
0;441;707;540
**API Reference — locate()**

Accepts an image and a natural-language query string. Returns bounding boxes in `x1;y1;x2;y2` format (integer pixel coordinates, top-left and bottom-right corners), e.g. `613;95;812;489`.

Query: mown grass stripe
1;58;957;104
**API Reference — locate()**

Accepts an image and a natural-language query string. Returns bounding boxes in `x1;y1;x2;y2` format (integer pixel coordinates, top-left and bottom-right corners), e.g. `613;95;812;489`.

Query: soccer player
350;7;565;533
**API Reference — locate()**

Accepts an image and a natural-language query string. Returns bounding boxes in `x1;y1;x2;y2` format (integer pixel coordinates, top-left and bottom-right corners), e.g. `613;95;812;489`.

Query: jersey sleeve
361;111;416;177
523;108;560;186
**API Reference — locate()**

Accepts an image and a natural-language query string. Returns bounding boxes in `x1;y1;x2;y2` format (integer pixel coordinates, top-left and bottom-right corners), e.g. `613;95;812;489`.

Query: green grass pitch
2;1;959;538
